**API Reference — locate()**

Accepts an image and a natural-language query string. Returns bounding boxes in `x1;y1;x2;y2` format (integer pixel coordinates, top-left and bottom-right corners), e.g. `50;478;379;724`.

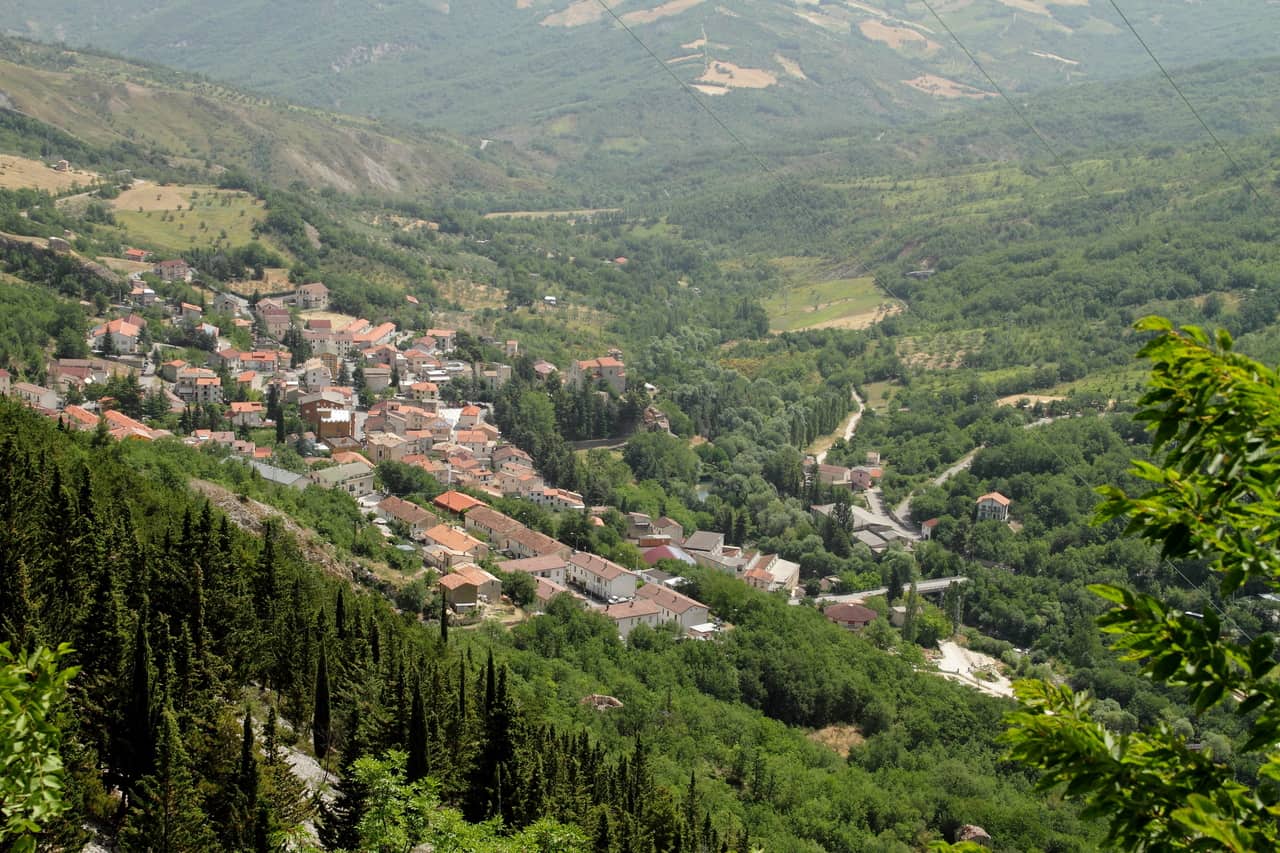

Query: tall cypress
440;595;448;644
122;608;156;797
407;685;428;783
313;641;332;763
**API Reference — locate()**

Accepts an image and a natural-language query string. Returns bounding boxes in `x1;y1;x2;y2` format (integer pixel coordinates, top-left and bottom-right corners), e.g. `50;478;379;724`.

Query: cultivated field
0;154;99;192
110;183;266;255
762;257;901;332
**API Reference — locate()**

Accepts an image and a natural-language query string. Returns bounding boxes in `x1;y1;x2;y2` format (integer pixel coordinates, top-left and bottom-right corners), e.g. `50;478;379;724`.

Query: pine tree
335;587;347;641
314;641;332;765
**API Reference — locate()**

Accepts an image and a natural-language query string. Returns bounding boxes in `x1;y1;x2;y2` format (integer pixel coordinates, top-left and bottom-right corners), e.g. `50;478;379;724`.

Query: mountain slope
4;0;1278;150
0;37;540;197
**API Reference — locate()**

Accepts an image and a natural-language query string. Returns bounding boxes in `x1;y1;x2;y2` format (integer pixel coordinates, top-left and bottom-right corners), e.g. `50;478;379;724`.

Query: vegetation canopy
1001;318;1280;852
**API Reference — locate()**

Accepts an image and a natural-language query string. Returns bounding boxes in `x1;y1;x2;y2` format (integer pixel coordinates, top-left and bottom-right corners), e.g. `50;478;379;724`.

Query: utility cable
916;0;1095;202
587;0;903;301
1105;0;1272;211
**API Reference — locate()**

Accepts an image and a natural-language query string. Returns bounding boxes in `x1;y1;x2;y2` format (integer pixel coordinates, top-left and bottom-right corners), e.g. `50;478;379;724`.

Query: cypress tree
335;588;347;641
313;641;332;764
238;709;259;807
440;595;448;644
407;684;428;783
122;608;156;797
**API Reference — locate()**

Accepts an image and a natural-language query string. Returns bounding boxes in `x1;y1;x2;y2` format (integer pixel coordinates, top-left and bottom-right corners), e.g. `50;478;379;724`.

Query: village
0;249;1009;647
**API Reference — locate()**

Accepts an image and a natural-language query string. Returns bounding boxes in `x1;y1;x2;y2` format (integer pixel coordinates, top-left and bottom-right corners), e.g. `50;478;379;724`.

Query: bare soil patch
698;61;778;90
541;0;616;27
622;0;705;25
1030;49;1079;65
773;53;808;80
807;724;865;757
97;257;153;275
692;85;729;96
996;393;1065;407
859;19;939;51
794;9;851;32
483;207;621;219
802;302;902;331
0;154;99;192
902;74;993;99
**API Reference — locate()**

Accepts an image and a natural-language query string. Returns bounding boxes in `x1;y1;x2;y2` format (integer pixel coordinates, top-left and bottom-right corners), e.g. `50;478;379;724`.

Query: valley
0;5;1276;850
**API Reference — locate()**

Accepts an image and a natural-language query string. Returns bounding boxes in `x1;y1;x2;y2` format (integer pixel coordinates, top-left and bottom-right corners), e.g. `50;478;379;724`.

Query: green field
110;185;266;256
761;257;899;332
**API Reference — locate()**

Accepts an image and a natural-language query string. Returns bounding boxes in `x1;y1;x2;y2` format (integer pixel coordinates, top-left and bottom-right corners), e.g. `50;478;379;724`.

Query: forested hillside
1;25;1280;851
0;401;1098;849
5;0;1278;155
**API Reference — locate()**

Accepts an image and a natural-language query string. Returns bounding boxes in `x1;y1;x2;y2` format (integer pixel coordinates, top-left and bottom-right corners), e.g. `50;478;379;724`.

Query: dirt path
812;389;864;465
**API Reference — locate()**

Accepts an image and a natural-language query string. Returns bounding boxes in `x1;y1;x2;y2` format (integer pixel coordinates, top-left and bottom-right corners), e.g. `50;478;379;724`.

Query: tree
501;571;536;609
314;642;332;764
1000;319;1280;852
0;643;77;850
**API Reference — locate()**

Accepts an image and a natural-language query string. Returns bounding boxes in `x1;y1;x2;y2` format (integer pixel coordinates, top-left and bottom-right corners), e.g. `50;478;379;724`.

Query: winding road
813;389;865;466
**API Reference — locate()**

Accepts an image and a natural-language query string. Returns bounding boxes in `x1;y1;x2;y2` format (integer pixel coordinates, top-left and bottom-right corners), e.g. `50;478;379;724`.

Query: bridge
810;575;969;606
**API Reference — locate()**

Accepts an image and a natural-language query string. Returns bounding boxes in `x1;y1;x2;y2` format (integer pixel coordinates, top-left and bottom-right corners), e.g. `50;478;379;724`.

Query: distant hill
3;0;1277;154
0;37;540;197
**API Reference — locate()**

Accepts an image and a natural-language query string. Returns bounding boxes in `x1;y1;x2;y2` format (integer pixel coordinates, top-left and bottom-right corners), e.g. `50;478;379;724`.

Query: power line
1105;0;1272;211
916;0;1095;203
587;0;903;302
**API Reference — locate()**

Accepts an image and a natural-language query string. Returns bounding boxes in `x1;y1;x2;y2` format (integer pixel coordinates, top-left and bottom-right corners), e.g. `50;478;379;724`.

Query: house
301;358;332;391
317;409;355;442
921;518;939;540
506;526;570;559
434;490;485;515
533;488;586;513
294;282;329;310
0;368;9;396
89;319;141;354
212;291;250;316
976;492;1011;522
641;544;697;566
13;382;59;410
682;530;724;558
422;524;489;568
308;461;375;497
463;505;523;549
175;370;223;404
457;404;483;428
532;576;574;613
492;445;533;471
425;328;456;352
439;564;502;609
363;365;392;393
180;302;204;323
453;429;494;459
742;552;802;595
299;390;347;424
567;551;638;601
129;283;158;307
376;496;438;538
654;516;684;541
409;381;439;403
102;409;167;441
123;247;149;262
256;299;292;338
567;356;626;395
154;259;192;282
499;554;570;586
824;602;878;631
634;583;710;631
354;322;397;349
229;401;266;427
364;431;411;464
604;599;663;639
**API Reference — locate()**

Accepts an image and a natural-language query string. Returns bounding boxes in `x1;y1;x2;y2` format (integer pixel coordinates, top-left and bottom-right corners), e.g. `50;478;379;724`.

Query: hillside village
0;243;992;642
